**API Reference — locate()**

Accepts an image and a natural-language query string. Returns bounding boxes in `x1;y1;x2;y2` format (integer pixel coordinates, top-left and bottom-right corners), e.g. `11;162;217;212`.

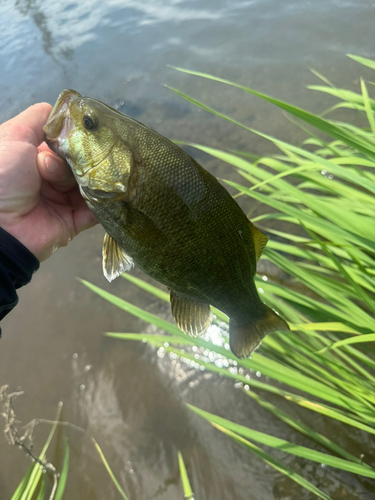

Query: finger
73;205;98;235
37;151;76;192
0;103;52;146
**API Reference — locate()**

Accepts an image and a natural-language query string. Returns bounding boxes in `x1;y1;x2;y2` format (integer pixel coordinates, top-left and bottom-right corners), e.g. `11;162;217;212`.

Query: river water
0;1;374;499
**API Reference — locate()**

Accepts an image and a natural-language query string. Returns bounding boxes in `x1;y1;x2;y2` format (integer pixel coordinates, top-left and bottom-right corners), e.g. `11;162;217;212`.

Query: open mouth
43;89;81;157
43;89;81;141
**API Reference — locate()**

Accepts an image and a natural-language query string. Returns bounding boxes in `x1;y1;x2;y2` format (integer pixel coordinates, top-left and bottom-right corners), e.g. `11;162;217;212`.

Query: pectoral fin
250;223;269;261
102;232;133;282
170;290;212;337
122;203;164;245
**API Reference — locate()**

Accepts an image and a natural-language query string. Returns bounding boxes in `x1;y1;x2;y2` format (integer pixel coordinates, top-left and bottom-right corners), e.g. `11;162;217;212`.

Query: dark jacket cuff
0;227;40;334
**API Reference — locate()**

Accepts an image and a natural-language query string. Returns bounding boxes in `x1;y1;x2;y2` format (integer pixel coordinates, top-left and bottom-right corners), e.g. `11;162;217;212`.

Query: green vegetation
12;426;196;499
81;54;375;498
92;438;130;500
9;405;69;500
177;451;194;500
11;407;195;499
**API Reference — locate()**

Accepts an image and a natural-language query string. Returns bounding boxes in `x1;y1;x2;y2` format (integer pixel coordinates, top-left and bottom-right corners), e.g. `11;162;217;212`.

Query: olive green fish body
92;149;263;319
44;90;289;357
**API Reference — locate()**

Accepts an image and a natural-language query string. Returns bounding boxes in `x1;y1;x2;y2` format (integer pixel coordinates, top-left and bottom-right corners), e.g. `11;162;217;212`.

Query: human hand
0;103;97;261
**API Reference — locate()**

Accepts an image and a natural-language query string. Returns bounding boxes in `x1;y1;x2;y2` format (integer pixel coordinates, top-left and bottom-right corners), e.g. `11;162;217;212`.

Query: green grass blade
361;78;375;134
307;85;375;112
321;333;375;351
347;54;375;70
177;451;194;499
54;438;70;500
35;479;45;500
93;438;130;500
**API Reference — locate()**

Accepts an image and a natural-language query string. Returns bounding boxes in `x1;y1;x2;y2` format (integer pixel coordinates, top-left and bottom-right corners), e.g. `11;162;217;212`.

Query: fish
43;89;289;358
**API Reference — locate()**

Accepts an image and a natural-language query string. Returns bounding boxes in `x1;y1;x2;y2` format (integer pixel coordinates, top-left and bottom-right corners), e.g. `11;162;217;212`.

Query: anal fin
170;290;212;337
102;232;133;282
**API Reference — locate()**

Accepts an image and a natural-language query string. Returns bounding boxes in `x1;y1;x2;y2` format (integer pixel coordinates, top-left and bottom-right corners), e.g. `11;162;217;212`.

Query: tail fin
229;306;289;359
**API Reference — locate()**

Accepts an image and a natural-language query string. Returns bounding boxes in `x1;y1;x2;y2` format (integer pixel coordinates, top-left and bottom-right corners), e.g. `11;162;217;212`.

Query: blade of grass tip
307;86;374;112
211;423;332;500
54;438;69;500
320;333;375;353
177;451;194;499
21;403;63;500
92;438;130;500
320;101;366;117
347;54;375;70
361;78;375;134
309;69;336;88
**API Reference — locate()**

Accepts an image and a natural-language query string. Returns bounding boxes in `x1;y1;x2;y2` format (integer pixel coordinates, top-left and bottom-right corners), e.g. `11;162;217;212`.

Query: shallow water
0;0;375;498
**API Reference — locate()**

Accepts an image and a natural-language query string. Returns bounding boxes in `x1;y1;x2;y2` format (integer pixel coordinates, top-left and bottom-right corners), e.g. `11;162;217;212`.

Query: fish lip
43;90;81;167
43;89;81;139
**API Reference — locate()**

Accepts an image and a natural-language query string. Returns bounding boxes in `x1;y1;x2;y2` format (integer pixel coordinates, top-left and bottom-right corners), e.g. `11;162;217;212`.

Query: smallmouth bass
44;89;289;358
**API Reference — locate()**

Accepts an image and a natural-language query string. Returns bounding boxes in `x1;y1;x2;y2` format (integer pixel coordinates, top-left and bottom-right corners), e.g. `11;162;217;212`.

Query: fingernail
44;154;59;175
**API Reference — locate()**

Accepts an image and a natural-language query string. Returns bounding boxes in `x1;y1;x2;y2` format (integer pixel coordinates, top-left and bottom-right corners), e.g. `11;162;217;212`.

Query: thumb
37;151;76;192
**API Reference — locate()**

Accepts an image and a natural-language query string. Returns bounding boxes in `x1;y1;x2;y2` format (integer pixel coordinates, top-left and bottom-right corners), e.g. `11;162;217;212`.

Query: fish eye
82;114;98;130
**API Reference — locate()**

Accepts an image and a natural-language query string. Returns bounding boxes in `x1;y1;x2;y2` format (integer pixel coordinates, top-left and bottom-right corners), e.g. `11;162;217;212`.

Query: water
0;0;374;498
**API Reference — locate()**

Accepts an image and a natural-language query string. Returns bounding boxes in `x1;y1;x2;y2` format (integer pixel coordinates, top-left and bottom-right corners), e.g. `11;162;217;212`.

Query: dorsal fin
102;232;133;282
170;290;212;337
250;223;269;261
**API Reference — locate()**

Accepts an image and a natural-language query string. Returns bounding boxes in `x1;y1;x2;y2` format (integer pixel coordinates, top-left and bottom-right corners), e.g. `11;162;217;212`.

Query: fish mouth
43;89;81;156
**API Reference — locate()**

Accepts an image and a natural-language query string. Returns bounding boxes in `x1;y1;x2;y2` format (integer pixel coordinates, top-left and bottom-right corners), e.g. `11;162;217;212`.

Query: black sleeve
0;227;40;337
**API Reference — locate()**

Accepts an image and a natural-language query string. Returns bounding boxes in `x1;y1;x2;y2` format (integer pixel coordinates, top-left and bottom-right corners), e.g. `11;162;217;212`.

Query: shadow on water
15;0;74;63
1;0;375;498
